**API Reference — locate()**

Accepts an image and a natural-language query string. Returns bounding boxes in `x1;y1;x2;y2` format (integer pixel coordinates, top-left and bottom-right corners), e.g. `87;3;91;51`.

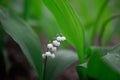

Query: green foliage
87;51;120;80
0;7;43;80
77;44;120;80
40;7;60;39
45;50;78;80
43;0;85;63
71;0;112;45
76;63;87;80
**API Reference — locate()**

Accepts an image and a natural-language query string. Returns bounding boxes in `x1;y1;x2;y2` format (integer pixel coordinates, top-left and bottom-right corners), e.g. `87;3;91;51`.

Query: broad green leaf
45;50;78;80
76;0;91;24
111;43;120;53
102;43;120;74
87;50;120;80
43;0;85;63
87;51;103;78
84;46;112;58
40;6;60;39
78;44;120;80
90;46;112;56
103;53;120;74
88;43;120;78
0;7;42;80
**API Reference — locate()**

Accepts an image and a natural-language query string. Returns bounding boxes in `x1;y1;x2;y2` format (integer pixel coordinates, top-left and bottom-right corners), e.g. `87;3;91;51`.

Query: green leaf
77;0;91;24
43;0;85;63
103;53;120;74
78;44;120;80
40;7;60;39
87;51;101;78
76;63;87;80
110;43;120;53
45;50;78;80
0;7;42;80
87;49;120;80
102;43;120;74
90;46;112;56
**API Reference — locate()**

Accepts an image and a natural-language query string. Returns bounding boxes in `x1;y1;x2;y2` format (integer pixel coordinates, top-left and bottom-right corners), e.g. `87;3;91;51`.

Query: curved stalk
98;14;120;46
90;0;109;45
43;57;47;80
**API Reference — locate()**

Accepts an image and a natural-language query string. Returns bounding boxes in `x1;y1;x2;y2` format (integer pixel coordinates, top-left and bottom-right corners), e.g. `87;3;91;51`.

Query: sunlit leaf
43;0;85;63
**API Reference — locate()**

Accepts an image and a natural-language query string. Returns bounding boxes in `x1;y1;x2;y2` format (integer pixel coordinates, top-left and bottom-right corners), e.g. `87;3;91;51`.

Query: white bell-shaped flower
45;51;52;57
53;40;60;46
61;36;66;41
56;36;62;41
42;35;66;59
47;43;53;49
51;47;57;52
50;54;55;58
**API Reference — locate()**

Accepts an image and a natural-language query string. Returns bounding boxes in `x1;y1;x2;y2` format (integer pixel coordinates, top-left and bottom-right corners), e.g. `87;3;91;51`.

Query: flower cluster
42;36;66;59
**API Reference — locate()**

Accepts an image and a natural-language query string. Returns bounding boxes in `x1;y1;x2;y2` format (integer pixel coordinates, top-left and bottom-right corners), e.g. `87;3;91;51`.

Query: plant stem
90;0;109;45
98;14;120;46
43;57;47;80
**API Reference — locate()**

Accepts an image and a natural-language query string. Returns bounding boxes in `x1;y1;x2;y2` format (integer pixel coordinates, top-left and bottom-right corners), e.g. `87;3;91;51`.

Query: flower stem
43;57;47;80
